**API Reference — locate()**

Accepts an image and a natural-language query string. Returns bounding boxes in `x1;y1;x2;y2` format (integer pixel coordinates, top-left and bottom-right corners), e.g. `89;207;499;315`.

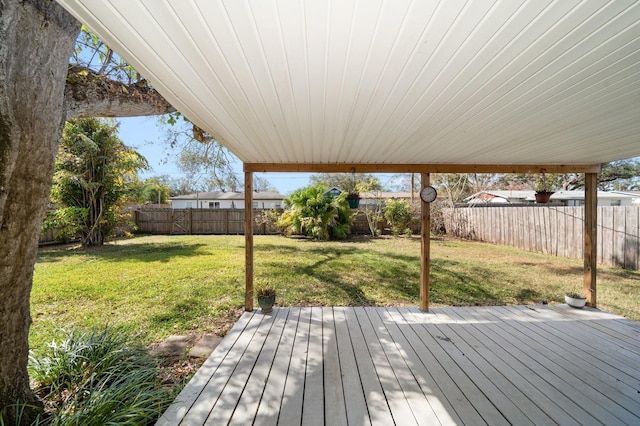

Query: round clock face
420;186;437;203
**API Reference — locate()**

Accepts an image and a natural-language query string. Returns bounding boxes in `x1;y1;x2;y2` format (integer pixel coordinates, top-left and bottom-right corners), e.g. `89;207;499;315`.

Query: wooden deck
156;305;640;425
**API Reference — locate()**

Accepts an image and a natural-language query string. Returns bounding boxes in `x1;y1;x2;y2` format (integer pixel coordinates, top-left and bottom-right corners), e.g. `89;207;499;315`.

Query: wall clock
420;186;438;203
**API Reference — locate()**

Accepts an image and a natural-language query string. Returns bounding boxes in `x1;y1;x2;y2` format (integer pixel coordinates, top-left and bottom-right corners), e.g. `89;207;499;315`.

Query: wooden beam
244;162;601;174
420;173;430;312
584;172;597;308
245;171;254;312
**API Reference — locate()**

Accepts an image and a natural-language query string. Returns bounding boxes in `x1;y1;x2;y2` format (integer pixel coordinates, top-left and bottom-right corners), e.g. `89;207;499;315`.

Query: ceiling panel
56;0;640;167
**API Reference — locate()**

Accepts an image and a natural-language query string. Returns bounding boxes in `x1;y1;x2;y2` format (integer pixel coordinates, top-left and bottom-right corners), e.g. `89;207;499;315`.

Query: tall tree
140;177;172;205
309;173;383;193
45;118;148;246
1;2;79;421
160;115;240;192
0;2;172;421
253;175;277;192
495;160;640;191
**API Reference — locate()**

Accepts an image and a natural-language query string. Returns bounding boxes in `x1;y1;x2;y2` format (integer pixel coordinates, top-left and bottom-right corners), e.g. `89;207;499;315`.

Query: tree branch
65;65;175;119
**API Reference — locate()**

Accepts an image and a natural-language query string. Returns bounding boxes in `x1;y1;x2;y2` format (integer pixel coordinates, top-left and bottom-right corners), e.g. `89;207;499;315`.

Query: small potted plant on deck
256;284;276;313
564;291;587;309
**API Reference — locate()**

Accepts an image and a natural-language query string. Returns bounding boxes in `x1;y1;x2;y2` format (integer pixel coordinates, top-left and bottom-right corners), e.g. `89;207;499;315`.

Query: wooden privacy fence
134;208;418;237
443;206;640;270
135;208;281;235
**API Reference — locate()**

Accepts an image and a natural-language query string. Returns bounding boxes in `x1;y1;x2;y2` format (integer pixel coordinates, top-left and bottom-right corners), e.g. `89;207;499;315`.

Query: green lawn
31;235;640;353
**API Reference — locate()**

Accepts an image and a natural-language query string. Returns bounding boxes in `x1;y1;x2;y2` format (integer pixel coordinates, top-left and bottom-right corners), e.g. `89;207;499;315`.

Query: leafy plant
45;118;148;246
29;327;174;425
565;291;586;299
278;184;352;240
256;283;276;298
346;191;360;200
535;172;559;193
384;199;414;235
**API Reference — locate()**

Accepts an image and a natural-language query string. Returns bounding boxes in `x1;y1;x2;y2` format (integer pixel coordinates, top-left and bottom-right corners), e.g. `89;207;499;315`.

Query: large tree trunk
0;1;79;422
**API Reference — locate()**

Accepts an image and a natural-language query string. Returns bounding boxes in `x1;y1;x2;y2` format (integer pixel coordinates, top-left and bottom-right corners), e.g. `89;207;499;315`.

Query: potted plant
535;172;557;204
564;291;587;309
346;191;360;209
256;285;276;313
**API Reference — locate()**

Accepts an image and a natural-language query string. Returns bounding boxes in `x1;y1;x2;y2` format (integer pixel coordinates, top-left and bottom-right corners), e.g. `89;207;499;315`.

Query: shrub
278;184;352;240
384;199;414;235
29;327;174;425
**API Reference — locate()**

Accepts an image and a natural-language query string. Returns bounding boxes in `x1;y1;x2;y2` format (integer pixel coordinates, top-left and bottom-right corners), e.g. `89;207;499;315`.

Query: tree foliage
71;27;239;190
44;118;147;246
309;173;383;193
140;178;171;205
160;114;240;192
278;184;352;240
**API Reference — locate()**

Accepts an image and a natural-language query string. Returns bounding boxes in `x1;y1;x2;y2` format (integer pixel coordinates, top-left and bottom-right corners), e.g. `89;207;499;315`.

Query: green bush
278;184;352;240
29;328;174;426
384;199;414;235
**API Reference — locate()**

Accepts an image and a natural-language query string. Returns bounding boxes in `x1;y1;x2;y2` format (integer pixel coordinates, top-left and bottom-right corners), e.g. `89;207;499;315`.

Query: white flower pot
565;294;586;308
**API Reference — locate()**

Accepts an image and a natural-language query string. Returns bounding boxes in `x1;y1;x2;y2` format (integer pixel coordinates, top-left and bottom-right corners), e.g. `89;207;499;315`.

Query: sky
116;116;314;195
116;116;403;195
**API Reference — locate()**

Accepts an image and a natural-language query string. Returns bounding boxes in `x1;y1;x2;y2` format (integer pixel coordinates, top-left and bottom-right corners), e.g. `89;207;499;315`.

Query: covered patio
54;2;640;425
157;305;640;425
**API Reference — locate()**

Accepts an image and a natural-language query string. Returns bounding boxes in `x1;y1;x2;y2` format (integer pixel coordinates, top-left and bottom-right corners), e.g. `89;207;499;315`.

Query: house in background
464;190;534;204
169;191;285;209
465;190;636;206
612;191;640;205
359;191;417;207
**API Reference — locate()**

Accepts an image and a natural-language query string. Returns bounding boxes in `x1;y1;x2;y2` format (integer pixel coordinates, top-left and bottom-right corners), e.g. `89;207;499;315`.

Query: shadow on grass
256;243;423;305
430;260;551;306
37;242;207;264
150;297;210;326
256;242;553;307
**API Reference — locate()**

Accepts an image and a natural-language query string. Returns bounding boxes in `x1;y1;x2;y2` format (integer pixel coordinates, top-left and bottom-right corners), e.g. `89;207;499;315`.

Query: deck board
322;307;348;425
333;307;371;426
277;307;309;426
254;307;299;426
343;307;395;425
157;305;640;425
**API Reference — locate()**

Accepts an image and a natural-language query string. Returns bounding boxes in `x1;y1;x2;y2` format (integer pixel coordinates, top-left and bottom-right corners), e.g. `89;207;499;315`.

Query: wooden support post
420;173;430;312
584;172;597;307
245;171;254;312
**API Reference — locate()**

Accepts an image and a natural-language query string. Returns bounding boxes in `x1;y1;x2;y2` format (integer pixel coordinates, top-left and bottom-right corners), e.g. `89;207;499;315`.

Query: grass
31;235;640;353
29;327;174;425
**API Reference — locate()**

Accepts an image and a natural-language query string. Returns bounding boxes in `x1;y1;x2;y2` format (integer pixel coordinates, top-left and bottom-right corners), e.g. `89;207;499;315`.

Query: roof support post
420;173;430;312
245;171;254;311
584;172;597;307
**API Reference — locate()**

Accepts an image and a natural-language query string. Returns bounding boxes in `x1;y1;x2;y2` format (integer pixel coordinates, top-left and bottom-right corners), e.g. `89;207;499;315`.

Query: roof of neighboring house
169;191;284;201
465;190;637;203
611;191;640;197
465;191;534;202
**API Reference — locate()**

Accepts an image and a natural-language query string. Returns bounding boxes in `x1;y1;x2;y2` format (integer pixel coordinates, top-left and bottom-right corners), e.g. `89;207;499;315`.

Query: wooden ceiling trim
244;163;601;174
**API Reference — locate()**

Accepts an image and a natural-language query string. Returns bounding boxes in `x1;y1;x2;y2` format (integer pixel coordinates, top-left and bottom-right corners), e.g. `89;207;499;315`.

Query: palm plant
278;184;352;240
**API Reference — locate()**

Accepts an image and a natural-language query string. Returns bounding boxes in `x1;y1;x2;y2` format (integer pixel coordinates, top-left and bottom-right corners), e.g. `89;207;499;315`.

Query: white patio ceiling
57;0;640;168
